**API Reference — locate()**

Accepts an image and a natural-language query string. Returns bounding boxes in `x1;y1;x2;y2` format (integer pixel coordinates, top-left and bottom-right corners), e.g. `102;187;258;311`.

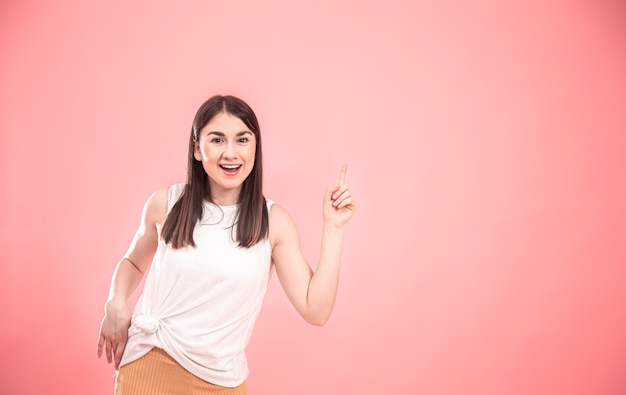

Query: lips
219;164;242;175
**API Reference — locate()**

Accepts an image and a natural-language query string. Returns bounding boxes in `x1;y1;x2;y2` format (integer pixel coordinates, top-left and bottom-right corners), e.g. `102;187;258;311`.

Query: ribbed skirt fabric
115;348;248;395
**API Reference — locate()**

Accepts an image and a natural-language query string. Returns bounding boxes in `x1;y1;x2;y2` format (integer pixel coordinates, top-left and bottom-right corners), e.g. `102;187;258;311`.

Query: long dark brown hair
161;95;268;248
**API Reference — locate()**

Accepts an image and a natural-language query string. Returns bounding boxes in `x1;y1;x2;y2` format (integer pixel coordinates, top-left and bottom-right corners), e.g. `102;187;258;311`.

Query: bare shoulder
269;203;296;227
269;203;299;247
143;187;169;226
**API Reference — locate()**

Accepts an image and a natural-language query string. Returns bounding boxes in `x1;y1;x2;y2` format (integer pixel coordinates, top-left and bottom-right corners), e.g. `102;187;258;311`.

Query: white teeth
220;165;240;170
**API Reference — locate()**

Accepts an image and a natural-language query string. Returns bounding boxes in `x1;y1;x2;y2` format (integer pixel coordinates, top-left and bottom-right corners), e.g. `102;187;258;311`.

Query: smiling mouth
219;165;242;173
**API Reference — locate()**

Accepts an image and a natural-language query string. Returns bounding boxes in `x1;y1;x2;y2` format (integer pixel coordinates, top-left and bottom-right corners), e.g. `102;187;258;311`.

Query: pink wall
2;1;625;394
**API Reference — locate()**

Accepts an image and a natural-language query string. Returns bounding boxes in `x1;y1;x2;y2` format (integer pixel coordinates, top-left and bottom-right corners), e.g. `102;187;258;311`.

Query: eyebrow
207;131;253;137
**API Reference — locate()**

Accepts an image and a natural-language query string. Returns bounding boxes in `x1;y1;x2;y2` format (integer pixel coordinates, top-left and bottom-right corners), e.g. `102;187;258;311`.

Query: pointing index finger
337;164;348;185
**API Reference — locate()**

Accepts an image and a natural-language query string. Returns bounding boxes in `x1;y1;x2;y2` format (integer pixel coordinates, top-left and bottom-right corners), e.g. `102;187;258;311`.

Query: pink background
2;1;625;394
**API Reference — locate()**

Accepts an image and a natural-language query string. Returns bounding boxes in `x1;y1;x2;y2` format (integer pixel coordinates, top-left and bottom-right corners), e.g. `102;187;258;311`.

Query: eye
238;137;249;143
210;137;224;143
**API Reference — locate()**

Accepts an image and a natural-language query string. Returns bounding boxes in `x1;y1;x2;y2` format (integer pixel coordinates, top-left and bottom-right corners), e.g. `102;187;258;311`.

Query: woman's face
194;112;256;205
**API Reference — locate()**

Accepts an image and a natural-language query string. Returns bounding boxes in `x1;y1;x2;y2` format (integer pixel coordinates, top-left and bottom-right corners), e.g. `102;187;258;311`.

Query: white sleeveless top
119;183;273;387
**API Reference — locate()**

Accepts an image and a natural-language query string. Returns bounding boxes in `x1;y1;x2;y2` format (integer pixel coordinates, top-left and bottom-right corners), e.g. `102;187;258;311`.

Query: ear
193;142;202;161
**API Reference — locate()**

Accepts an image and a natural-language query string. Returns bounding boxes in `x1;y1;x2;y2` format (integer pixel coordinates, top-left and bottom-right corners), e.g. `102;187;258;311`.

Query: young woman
96;95;355;394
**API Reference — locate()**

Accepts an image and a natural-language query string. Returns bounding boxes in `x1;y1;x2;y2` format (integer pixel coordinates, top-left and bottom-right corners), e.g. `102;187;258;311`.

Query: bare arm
96;187;167;369
271;165;356;326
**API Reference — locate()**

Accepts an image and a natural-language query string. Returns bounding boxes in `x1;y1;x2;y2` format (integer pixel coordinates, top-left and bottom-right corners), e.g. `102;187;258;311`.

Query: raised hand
323;164;356;227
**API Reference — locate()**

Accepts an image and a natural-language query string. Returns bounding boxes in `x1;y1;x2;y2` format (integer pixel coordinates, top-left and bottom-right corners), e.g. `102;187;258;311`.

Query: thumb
324;185;339;202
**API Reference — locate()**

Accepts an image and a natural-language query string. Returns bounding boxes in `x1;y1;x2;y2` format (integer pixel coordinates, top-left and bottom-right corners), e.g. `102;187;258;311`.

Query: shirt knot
130;315;160;335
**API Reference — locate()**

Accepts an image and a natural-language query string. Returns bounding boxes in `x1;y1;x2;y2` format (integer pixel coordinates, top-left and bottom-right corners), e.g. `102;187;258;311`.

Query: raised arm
270;164;356;326
96;187;167;369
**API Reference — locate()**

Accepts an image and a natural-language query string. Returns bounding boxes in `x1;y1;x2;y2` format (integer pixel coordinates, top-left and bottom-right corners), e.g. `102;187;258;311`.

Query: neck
208;187;241;206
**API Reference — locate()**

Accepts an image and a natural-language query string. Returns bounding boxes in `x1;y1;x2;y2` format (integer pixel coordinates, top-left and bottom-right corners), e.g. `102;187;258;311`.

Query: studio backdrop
1;1;625;394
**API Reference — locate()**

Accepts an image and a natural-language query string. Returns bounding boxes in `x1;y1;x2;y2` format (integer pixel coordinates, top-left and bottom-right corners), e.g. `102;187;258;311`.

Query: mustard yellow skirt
115;348;248;395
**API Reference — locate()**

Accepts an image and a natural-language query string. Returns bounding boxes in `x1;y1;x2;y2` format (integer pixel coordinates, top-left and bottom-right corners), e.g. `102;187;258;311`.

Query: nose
223;141;237;159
